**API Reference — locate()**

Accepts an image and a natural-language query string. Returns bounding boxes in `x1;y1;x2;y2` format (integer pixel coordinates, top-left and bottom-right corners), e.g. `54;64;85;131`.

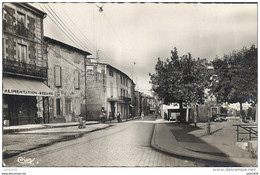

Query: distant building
146;95;160;114
134;91;142;116
140;93;150;115
2;3;54;126
43;36;91;123
86;62;135;121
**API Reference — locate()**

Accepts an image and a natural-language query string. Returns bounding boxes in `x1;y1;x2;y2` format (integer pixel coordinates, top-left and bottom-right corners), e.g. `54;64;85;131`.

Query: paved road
4;116;205;167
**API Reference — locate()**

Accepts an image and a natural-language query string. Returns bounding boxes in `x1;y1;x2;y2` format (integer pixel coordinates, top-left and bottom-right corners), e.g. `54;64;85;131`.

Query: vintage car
213;114;228;122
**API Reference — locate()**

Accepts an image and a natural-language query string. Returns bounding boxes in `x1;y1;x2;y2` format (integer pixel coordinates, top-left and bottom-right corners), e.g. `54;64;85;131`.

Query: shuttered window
17;43;27;63
54;66;62;87
56;98;61;116
74;70;80;89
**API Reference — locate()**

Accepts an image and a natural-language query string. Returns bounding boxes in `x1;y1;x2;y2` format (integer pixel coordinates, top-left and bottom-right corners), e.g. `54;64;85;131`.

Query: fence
233;124;258;142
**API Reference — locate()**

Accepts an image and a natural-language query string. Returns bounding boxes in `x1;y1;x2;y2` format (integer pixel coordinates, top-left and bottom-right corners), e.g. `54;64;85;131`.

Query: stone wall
45;42;87;123
3;3;45;68
86;64;106;120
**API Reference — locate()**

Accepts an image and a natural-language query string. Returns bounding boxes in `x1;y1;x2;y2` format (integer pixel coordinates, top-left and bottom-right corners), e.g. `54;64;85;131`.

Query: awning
3;77;54;96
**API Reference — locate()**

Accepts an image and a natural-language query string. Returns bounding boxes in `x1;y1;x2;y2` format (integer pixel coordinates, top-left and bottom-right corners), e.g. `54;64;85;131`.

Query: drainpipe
84;55;87;121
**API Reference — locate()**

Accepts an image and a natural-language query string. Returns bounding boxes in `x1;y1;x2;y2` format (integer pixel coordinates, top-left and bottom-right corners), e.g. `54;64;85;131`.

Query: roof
17;3;47;18
44;36;91;56
90;62;135;85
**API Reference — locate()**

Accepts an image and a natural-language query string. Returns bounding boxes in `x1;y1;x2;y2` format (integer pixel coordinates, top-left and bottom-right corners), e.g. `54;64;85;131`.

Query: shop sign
3;88;54;96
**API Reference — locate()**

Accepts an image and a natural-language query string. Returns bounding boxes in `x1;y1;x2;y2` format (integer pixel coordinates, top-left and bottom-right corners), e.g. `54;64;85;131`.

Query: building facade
134;91;142;116
86;62;135;121
43;36;91;123
147;96;161;115
2;3;54;126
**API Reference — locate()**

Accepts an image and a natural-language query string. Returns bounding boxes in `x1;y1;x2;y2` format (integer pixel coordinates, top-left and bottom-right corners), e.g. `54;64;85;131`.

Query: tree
149;47;211;122
211;45;257;115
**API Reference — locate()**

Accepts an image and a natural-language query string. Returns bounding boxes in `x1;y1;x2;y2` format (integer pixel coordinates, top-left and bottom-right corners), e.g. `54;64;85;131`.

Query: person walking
116;111;122;123
141;112;144;120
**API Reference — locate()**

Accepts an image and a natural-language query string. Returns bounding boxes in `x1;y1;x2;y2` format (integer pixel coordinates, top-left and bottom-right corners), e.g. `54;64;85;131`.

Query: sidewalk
3;120;110;159
3;116;141;159
3;115;141;134
151;119;257;166
3;121;99;134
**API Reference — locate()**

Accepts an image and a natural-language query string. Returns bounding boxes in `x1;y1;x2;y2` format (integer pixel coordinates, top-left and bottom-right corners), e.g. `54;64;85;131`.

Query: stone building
2;3;54;126
134;91;142;117
86;62;135;121
141;93;150;115
43;36;91;123
146;95;160;114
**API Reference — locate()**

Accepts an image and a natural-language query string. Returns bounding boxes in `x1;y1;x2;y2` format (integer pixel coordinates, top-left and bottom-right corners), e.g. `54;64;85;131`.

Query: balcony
3;59;47;79
119;96;131;103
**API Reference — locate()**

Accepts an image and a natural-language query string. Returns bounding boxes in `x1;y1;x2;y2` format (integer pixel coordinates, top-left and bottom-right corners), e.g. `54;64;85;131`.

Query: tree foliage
149;47;210;107
211;45;257;110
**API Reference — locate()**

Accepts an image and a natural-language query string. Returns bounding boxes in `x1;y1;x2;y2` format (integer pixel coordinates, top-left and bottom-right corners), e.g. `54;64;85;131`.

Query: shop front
2;77;54;126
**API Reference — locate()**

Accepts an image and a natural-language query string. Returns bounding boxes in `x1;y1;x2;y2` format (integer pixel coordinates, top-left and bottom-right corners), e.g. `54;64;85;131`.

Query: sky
31;2;257;95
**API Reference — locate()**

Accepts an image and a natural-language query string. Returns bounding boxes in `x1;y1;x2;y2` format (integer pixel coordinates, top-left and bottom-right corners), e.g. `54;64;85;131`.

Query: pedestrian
116;111;121;123
141;112;144;120
78;114;85;129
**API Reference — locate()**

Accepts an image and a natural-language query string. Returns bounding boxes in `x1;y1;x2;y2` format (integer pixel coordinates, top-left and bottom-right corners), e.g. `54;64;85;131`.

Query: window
121;89;123;96
17;43;27;63
74;70;80;89
17;12;25;26
110;82;113;97
56;98;61;116
120;75;123;84
109;70;113;77
54;66;62;87
17;12;27;37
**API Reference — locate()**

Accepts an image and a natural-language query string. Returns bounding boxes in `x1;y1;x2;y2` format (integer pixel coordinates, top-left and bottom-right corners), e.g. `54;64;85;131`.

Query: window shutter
74;70;80;89
55;66;62;87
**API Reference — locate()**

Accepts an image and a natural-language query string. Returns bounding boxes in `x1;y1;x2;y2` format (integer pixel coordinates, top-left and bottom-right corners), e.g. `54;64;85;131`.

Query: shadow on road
166;122;241;166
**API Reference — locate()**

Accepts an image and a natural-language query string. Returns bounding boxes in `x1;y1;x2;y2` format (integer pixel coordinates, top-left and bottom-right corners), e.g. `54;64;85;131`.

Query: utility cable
47;4;92;52
39;4;86;51
61;7;96;53
3;7;85;71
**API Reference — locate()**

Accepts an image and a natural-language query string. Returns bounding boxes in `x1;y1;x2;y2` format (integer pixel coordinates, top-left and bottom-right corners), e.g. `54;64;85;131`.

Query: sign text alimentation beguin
3;89;54;96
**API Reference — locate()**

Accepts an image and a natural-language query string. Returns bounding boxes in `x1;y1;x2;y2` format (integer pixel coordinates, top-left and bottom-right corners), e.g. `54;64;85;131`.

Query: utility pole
207;96;213;135
131;61;136;81
96;50;100;62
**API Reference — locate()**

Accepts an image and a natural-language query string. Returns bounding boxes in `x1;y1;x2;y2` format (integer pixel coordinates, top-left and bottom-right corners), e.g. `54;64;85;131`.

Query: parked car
169;116;177;122
169;112;180;122
213;114;228;122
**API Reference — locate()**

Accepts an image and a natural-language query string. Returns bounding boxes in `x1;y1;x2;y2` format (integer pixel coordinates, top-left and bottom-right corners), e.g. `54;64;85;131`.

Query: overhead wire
39;4;86;52
47;3;132;75
61;7;96;54
48;3;113;66
47;4;92;52
3;6;84;71
3;4;140;90
40;4;114;68
103;9;135;63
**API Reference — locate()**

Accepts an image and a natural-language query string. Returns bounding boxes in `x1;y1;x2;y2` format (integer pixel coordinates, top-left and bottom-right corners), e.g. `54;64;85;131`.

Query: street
3;115;205;167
